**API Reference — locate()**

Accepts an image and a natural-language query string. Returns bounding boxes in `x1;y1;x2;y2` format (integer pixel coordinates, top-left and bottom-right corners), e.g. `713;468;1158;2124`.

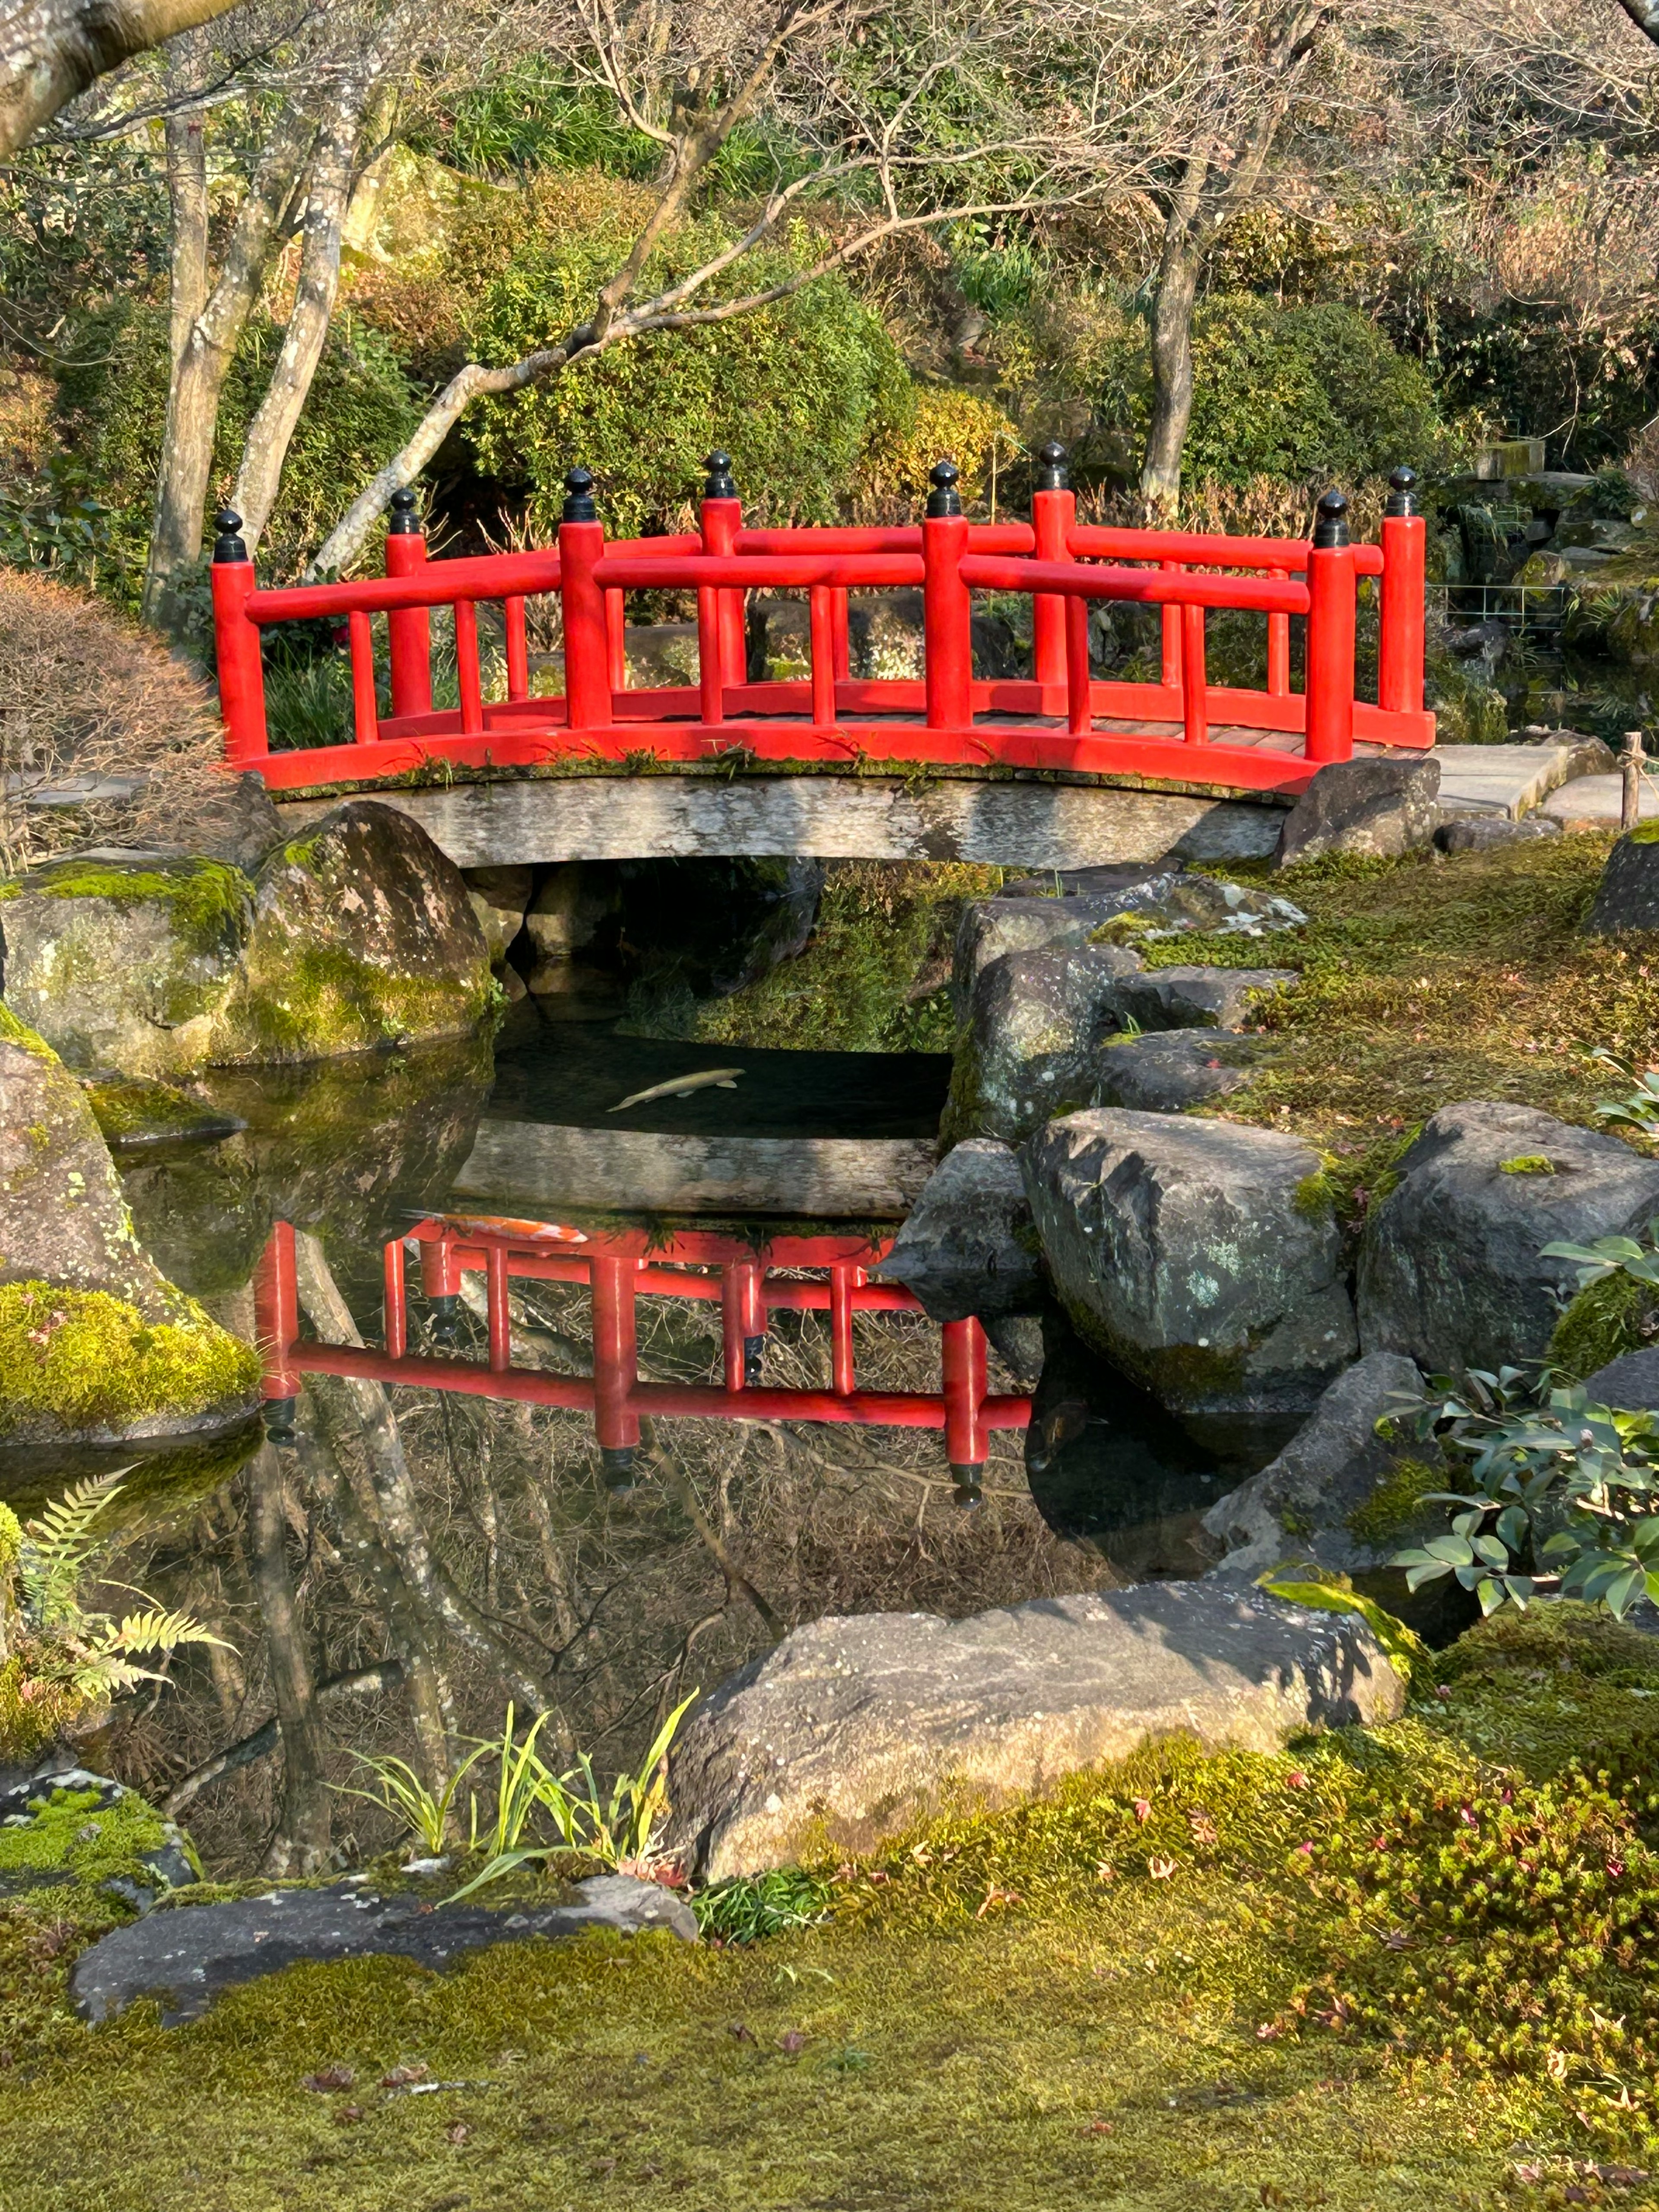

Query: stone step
1539;772;1659;831
1433;737;1614;820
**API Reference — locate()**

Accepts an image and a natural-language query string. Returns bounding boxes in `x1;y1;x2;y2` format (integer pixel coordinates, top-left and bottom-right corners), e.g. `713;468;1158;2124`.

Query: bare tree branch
0;0;250;157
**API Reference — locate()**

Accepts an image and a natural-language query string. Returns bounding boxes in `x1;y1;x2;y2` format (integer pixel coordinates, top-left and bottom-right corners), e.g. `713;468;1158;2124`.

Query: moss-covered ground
0;1280;260;1442
8;1608;1659;2208
1140;834;1653;1229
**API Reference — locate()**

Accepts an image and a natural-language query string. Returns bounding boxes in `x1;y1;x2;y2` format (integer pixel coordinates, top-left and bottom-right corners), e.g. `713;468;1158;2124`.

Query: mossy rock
0;856;255;1076
209;801;501;1065
84;1075;245;1151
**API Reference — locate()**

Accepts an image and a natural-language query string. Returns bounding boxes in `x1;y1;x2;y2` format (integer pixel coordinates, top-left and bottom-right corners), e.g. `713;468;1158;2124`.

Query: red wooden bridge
212;449;1431;801
254;1214;1028;1502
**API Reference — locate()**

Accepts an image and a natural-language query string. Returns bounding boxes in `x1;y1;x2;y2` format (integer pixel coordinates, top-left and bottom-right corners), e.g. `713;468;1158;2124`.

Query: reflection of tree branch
161;1660;404;1816
239;1437;331;1875
648;1443;782;1641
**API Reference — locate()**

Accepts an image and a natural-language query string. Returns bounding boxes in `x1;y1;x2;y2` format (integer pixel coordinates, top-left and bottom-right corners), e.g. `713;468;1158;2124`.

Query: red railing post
253;1220;299;1437
1379;464;1426;717
1160;562;1182;696
1030;440;1075;707
722;1259;767;1389
383;1236;407;1361
1065;593;1092;736
922;460;973;734
558;467;610;732
1180;601;1208;745
941;1316;988;1505
590;1255;641;1488
700;450;746;697
210;510;268;767
486;1242;512;1374
385;487;433;717
1306;490;1357;764
420;1227;462;1344
809;586;836;728
1267;567;1290;696
829;1264;861;1395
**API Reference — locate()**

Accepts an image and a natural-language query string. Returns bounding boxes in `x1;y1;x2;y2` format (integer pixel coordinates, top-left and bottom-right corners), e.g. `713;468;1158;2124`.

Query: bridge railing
253;1214;1028;1504
211;448;1430;798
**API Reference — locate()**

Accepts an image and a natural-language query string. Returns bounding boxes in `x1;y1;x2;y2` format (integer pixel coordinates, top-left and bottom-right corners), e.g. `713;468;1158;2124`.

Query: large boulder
1357;1102;1659;1373
0;802;499;1074
1023;1109;1357;1417
874;1140;1041;1321
462;863;534;966
209;802;498;1064
1201;1352;1429;1580
1586;828;1659;936
1274;756;1441;869
0;855;255;1076
665;1580;1405;1878
0;1008;259;1446
944;942;1143;1144
1093;1028;1265;1113
1583;1346;1659;1411
71;1871;696;2025
1109;965;1298;1033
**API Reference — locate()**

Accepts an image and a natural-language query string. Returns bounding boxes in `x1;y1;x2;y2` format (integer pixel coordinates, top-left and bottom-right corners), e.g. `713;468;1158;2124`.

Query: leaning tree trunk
241;1439;333;1875
0;0;244;159
142;100;313;627
233;73;367;550
1140;229;1204;518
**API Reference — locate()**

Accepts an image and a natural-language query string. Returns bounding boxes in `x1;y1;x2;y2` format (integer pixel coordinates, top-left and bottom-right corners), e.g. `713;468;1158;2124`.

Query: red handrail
210;455;1432;798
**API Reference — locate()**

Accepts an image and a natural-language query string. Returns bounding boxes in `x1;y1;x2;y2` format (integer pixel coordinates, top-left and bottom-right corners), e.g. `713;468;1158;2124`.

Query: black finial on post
926;458;963;518
1312;489;1351;549
388;486;421;534
1386;465;1419;519
1034;440;1070;492
212;508;248;563
562;467;597;523
702;450;737;502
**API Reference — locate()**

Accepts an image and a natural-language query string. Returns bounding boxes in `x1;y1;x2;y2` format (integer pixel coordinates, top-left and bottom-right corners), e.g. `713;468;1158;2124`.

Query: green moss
0;1001;56;1060
0;1499;18;1580
0;1657;91;1764
0;1280;258;1439
223;940;502;1061
85;1076;234;1148
1548;1267;1646;1381
1291;1151;1341;1219
1254;1564;1428;1688
1344;1453;1444;1548
0;1783;188;1893
1628;821;1659;846
1499;1152;1556;1174
7;858;254;961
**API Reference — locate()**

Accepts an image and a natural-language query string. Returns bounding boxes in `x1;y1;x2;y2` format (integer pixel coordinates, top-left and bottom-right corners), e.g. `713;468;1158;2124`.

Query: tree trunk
0;0;244;160
233;74;366;550
241;1439;332;1875
162;84;207;370
1140;228;1204;517
142;101;314;627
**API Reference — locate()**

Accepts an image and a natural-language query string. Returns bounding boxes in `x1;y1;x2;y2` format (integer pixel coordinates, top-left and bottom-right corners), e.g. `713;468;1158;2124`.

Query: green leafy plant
446;1694;697;1902
337;1742;492;1858
693;1866;834;1943
1391;1370;1659;1618
2;1472;227;1718
1590;1048;1659;1141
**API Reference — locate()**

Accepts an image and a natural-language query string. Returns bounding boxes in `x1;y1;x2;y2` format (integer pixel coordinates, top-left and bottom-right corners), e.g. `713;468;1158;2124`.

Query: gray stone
1434;814;1562;855
665;1580;1405;1878
1274;756;1442;868
0;854;256;1076
70;1871;698;2024
1586;833;1659;936
951;882;1163;1020
463;863;534;966
176;772;286;872
1092;1028;1265;1113
1108;966;1299;1034
1357;1101;1659;1373
950;942;1144;1143
874;1140;1041;1322
1022;1108;1357;1417
1580;1346;1659;1411
1201;1352;1428;1579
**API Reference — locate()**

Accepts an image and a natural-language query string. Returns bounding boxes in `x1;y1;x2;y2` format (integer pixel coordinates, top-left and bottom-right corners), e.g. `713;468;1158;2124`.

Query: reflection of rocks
1023;1108;1357;1419
72;1871;697;2024
0;1011;258;1447
121;1036;492;1297
0;1759;201;1915
667;1580;1405;1878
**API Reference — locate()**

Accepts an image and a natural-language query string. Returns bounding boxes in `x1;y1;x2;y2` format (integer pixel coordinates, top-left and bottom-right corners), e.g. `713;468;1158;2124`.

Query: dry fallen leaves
304;2066;355;2092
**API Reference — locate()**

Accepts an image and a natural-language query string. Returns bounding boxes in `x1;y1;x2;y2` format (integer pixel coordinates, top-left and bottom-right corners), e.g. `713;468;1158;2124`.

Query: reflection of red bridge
254;1215;1030;1503
213;449;1430;804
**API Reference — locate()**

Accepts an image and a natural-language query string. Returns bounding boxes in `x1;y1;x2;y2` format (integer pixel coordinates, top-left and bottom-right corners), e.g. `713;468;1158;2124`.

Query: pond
12;1003;1280;1877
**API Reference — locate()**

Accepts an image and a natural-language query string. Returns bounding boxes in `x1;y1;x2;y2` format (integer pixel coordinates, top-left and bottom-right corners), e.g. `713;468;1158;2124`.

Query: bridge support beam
271;772;1287;873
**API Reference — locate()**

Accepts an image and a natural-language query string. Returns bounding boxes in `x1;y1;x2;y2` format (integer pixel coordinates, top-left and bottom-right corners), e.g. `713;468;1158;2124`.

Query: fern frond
18;1471;129;1625
91;1608;230;1658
